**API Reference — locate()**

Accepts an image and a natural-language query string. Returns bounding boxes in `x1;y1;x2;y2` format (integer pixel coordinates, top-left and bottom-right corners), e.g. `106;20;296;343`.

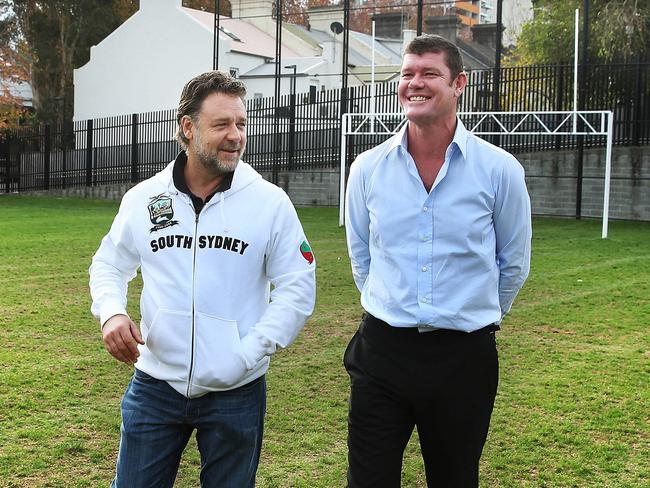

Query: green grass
0;194;648;487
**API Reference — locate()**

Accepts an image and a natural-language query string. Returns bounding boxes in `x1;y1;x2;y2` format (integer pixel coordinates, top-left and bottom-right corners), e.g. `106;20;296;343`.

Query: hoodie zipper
186;206;200;398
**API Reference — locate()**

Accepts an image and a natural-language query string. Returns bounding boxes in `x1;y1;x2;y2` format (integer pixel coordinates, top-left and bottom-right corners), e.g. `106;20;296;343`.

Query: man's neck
406;116;457;159
185;153;226;200
406;116;458;193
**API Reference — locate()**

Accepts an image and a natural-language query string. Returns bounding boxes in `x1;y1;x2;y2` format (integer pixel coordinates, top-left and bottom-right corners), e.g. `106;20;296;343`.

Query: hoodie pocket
192;312;247;389
146;309;192;374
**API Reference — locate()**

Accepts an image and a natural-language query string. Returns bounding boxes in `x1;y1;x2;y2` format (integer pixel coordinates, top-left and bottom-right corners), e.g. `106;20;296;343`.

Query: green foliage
510;0;650;65
113;0;233;21
0;196;648;486
0;0;127;125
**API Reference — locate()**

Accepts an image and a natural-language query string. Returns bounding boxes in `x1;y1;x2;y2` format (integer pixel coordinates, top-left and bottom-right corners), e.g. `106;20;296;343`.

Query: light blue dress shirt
345;118;532;332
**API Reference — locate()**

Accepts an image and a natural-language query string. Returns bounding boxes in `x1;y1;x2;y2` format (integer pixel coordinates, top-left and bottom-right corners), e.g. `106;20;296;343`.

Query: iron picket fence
2;62;648;193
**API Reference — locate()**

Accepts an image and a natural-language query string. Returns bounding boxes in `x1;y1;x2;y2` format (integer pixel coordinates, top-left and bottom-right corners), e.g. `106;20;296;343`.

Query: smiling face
182;92;247;175
398;51;467;128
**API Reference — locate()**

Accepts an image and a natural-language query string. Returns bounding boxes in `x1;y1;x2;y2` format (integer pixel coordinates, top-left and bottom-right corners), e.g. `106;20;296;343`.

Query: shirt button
421;266;428;272
422;206;428;212
421;297;428;303
421;235;428;241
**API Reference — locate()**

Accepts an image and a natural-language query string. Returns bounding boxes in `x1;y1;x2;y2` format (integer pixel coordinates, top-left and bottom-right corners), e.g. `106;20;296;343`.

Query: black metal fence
2;62;649;193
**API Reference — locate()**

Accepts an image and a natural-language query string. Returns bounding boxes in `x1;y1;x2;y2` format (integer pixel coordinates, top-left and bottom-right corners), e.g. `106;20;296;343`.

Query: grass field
0;194;648;487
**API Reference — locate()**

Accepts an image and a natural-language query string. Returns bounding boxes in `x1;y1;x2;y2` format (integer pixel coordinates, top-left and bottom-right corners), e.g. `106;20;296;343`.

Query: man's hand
102;314;145;364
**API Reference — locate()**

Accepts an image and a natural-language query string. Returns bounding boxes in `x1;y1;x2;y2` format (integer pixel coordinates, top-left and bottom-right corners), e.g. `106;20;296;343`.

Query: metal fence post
346;86;355;166
61;123;67;189
633;57;642;146
575;2;590;220
1;137;10;193
555;64;565;151
86;119;93;187
131;113;139;183
288;79;296;172
44;124;51;190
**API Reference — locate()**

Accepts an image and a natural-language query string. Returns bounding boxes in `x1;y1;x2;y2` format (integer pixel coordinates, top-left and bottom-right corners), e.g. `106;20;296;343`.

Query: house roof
0;78;33;107
348;31;403;65
183;8;300;59
240;57;327;77
290;25;404;67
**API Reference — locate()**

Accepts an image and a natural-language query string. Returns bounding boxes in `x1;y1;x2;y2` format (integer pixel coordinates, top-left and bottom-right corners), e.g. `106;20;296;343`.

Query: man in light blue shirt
344;34;531;488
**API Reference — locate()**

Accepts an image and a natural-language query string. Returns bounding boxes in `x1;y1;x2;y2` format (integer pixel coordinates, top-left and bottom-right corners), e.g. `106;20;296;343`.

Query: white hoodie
90;159;316;398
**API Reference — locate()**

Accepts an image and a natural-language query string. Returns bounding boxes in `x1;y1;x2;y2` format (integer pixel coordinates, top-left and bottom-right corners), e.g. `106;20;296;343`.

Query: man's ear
180;115;194;141
454;72;468;98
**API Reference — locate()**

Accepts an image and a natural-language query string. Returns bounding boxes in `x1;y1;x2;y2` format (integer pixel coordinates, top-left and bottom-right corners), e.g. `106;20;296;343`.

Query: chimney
425;15;462;44
140;0;181;11
307;5;344;33
372;12;408;40
471;23;503;49
231;0;274;22
402;29;417;54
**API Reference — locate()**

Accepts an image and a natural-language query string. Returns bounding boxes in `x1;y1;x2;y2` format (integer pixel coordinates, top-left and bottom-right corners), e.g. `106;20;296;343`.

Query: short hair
175;71;247;149
404;34;464;80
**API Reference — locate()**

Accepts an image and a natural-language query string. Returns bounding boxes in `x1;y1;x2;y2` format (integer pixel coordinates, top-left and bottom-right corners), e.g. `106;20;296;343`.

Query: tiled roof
183;8;299;59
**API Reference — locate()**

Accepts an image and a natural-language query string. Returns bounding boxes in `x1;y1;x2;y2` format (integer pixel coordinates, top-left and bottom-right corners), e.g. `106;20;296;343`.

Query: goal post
339;110;615;239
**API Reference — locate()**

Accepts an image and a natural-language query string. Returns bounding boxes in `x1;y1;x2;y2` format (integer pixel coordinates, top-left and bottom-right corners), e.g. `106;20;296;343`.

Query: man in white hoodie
90;71;316;487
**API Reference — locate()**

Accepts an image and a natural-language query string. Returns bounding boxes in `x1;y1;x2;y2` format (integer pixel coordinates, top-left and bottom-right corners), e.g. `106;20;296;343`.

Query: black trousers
344;313;499;488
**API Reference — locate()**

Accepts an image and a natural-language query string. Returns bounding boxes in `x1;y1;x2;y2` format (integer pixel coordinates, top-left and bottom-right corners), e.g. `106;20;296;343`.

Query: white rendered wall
74;0;230;120
244;75;314;100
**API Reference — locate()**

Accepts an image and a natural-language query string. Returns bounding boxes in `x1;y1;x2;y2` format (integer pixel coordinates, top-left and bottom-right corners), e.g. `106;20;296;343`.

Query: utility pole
285;65;297;171
213;0;221;70
492;0;503;146
273;0;283;185
340;0;350;119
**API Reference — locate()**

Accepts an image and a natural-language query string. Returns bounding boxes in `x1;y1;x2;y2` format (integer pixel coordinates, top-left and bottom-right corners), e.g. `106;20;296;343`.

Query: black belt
363;313;499;336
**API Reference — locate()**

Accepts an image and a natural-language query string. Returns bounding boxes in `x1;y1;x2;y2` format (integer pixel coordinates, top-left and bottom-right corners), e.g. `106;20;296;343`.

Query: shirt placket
416;194;435;323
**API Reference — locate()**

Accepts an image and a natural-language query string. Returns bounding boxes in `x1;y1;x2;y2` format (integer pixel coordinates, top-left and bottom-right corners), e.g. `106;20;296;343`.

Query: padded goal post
339;110;614;238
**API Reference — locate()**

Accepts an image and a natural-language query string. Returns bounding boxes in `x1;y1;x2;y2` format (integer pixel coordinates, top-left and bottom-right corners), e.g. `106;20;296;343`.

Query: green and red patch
300;241;314;264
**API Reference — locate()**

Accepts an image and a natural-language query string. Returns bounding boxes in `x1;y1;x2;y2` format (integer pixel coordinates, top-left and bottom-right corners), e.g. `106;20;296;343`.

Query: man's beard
193;129;243;175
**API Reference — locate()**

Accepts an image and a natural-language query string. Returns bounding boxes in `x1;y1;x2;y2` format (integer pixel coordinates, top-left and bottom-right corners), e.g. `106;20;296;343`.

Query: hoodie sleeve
239;194;316;369
89;192;141;328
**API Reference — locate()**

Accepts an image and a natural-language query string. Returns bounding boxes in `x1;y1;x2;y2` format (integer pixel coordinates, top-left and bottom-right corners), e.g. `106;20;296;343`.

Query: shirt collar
172;151;233;214
386;121;409;156
386;117;469;161
452;117;469;161
172;151;233;196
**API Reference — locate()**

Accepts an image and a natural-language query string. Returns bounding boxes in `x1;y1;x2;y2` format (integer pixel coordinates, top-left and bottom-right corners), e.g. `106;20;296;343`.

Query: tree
509;0;650;65
0;0;129;127
0;0;312;129
0;14;33;131
113;0;233;21
1;0;236;129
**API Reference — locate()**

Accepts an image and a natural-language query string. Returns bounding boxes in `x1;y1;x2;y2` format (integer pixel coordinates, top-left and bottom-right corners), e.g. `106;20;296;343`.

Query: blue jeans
111;369;266;488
